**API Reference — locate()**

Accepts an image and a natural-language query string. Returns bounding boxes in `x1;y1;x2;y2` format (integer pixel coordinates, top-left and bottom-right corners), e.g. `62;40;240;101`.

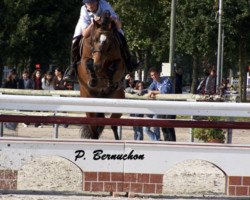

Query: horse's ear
93;19;101;29
111;21;116;30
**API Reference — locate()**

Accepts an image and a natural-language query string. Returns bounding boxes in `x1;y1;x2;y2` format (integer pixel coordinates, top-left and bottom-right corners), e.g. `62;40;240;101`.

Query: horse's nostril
86;58;94;67
88;78;98;88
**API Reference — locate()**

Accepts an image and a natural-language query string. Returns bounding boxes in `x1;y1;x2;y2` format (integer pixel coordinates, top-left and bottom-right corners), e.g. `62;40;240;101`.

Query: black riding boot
115;31;141;73
64;35;82;81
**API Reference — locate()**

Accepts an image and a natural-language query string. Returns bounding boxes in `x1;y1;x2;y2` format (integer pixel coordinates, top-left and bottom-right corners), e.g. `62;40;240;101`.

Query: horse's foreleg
110;113;122;140
86;113;105;139
111;126;120;140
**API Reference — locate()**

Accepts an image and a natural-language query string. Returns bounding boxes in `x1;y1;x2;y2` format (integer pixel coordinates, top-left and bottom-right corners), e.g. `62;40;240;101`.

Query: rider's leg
64;35;82;81
115;31;141;73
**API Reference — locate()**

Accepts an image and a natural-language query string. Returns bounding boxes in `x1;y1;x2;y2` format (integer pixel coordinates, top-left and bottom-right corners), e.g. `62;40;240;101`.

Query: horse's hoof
88;79;98;88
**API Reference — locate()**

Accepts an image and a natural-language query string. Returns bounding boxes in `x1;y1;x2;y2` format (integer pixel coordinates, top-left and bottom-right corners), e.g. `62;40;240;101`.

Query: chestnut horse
77;11;126;140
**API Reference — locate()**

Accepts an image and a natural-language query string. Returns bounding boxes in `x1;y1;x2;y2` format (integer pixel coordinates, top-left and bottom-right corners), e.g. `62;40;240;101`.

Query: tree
222;1;250;101
110;0;171;80
175;0;218;93
1;0;79;73
0;0;7;86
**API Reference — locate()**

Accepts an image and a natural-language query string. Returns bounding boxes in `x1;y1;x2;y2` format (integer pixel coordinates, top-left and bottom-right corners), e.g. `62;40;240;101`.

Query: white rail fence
1;92;250;196
0;94;249;140
0;95;248;117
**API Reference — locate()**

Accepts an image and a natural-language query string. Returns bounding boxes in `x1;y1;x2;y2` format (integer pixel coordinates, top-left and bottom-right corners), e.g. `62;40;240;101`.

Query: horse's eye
94;37;99;43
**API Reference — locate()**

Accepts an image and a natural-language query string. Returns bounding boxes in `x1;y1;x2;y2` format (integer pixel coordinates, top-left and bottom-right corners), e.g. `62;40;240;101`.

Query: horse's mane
100;10;111;29
93;10;116;32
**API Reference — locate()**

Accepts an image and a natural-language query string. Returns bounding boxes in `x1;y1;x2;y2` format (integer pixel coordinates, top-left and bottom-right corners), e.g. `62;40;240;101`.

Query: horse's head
90;10;119;72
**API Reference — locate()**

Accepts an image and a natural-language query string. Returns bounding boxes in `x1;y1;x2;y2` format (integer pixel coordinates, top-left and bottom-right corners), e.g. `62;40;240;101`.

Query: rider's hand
147;91;156;99
94;16;101;23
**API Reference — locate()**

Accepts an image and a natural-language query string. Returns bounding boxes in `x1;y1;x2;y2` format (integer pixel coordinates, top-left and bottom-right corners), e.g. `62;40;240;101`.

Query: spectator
30;69;43;127
129;81;147;140
205;69;216;95
175;67;183;94
197;69;210;94
32;69;43;90
18;70;33;89
18;70;33;127
53;67;66;90
220;78;228;95
143;114;160;141
3;69;18;89
42;71;54;90
2;69;18;131
145;68;176;141
52;67;68;128
124;73;138;92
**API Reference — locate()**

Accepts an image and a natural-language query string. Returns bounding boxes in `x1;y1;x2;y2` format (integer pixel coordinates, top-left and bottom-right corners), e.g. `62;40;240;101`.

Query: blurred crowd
1;67;73;130
2;68;74;91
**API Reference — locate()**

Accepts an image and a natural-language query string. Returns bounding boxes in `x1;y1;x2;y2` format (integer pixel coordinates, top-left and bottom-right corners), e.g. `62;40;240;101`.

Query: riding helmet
83;0;99;3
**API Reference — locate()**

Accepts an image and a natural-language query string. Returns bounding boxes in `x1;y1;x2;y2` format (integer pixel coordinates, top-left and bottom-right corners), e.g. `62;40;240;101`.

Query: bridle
90;29;113;56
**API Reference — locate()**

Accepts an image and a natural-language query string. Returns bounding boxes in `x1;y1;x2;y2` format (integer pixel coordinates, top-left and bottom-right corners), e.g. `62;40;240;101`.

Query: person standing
196;69;210;94
30;69;43;127
32;69;43;90
128;81;147;140
145;68;176;141
53;68;67;90
2;69;18;89
42;71;54;90
53;67;68;128
143;114;160;141
18;70;33;127
205;69;216;95
18;70;33;89
2;69;19;130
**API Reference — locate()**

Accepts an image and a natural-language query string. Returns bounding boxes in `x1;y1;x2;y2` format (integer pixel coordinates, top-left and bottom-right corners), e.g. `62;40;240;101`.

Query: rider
64;0;139;81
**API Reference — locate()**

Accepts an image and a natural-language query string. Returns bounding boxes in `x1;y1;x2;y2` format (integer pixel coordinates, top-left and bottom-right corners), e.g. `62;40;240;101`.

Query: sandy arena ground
1;123;250;200
2;123;249;143
4;124;250;144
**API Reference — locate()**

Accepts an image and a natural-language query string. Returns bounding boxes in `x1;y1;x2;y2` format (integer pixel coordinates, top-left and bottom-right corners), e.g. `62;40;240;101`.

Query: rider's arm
82;16;121;38
102;0;122;29
82;21;94;38
81;6;94;38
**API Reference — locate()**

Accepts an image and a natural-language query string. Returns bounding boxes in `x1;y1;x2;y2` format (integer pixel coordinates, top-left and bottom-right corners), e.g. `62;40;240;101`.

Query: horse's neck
82;37;92;58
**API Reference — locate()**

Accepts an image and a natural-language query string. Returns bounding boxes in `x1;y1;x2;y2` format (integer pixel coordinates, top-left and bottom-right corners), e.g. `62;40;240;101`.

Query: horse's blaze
99;34;107;44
